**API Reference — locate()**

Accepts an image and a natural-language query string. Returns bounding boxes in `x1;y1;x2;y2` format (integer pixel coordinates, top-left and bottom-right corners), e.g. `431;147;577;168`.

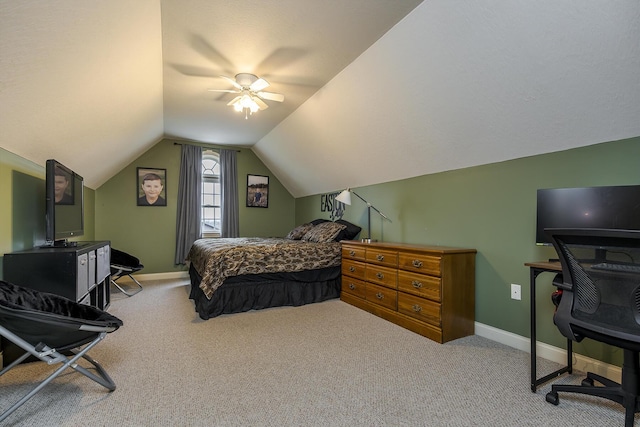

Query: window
201;150;221;237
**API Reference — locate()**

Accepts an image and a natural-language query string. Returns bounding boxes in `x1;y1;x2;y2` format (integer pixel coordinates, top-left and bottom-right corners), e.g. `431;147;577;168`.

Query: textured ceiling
161;0;424;145
1;1;639;198
0;0;422;188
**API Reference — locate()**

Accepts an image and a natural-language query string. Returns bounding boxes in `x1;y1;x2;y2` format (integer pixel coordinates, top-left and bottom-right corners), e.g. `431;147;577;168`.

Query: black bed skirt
188;264;342;320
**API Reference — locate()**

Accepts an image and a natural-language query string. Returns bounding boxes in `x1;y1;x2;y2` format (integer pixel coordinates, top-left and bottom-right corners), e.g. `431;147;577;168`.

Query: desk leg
530;267;572;392
530;267;538;392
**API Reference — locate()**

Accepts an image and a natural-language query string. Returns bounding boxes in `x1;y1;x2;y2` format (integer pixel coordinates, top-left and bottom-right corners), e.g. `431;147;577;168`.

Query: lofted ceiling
0;0;423;189
161;0;424;145
1;1;639;198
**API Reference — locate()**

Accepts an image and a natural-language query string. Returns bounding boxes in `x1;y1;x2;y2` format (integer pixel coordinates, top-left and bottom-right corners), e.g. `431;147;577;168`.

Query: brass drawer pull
376;272;384;279
412;260;423;268
376;292;384;300
412;304;422;313
349;250;356;256
349;266;356;272
376;254;385;261
349;283;356;290
412;280;423;289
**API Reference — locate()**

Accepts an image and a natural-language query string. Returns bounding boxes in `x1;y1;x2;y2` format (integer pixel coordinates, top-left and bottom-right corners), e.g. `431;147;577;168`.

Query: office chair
545;228;640;427
0;280;123;423
110;248;144;296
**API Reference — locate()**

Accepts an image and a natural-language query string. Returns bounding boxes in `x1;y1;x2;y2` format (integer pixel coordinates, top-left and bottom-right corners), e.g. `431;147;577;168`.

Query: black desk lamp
335;188;391;243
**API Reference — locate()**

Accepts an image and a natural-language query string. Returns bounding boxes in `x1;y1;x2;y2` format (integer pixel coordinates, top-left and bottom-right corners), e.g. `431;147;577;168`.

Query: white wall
254;0;640;197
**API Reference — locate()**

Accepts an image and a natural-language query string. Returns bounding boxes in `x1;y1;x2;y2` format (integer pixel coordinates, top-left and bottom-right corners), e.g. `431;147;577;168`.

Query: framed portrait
246;174;269;208
137;167;167;207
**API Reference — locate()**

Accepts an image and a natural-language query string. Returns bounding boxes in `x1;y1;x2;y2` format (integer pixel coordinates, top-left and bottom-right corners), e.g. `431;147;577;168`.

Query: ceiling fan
209;73;285;118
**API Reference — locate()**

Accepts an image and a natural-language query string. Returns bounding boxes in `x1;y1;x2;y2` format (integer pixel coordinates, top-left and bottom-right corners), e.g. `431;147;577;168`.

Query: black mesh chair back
545;228;640;427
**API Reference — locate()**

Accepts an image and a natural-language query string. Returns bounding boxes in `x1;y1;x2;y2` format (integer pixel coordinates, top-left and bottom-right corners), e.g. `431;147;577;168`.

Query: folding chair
110;248;144;296
0;280;123;423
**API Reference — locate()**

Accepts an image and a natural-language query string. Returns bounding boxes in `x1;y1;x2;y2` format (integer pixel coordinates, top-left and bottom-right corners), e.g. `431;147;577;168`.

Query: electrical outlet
511;283;521;300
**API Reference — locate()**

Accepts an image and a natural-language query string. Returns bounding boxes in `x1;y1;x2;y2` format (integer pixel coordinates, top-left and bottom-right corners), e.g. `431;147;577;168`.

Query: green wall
296;136;640;365
2;137;640;366
94;139;295;274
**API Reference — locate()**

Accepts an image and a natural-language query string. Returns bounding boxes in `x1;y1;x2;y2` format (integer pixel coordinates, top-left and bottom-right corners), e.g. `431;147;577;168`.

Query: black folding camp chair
0;280;123;423
110;248;144;296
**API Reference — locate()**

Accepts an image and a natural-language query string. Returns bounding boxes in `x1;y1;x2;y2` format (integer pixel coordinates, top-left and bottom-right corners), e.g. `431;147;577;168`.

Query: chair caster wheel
581;378;594;387
546;391;559;405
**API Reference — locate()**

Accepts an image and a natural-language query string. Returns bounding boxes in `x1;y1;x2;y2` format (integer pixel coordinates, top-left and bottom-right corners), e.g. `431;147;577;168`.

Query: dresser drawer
342;276;366;299
342;259;366;280
397;270;441;302
398;253;441;276
365;264;397;289
398;293;441;327
342;245;366;261
340;241;475;344
366;283;397;311
365;248;398;267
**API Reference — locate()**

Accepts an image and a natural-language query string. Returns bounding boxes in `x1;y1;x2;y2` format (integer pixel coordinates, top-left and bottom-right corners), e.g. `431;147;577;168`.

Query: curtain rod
172;142;242;152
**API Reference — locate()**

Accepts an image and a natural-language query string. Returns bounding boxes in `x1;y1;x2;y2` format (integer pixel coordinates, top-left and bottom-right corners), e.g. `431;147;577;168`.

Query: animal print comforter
187;237;342;299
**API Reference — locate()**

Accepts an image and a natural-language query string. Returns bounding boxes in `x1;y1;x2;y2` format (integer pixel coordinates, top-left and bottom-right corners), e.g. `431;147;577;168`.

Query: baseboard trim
475;322;622;383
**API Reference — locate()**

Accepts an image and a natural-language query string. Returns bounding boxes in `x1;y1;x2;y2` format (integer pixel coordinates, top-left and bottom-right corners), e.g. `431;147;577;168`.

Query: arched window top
202;150;220;177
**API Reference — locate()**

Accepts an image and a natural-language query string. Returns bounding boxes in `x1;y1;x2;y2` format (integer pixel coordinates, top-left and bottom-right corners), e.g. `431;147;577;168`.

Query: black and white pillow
301;222;347;243
285;223;315;240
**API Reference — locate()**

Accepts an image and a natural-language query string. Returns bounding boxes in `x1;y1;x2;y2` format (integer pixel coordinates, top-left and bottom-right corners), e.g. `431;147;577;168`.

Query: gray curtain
174;144;202;264
220;149;239;237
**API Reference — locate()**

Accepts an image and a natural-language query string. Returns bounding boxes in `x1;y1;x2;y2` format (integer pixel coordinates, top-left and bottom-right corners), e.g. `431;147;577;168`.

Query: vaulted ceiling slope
1;1;639;197
257;1;640;197
0;1;164;189
161;0;424;145
0;0;422;189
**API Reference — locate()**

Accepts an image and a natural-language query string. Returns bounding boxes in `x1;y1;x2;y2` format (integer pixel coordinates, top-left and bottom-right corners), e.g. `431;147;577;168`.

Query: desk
525;261;572;392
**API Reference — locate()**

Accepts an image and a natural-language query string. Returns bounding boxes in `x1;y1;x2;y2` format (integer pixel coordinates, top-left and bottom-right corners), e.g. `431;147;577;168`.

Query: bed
187;220;361;319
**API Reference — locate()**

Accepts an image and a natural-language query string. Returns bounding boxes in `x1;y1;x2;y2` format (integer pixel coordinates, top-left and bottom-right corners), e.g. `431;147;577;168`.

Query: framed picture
137;167;167;206
246;174;269;208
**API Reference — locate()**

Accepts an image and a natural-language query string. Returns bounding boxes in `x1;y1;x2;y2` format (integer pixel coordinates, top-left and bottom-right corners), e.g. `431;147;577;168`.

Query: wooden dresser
340;241;476;343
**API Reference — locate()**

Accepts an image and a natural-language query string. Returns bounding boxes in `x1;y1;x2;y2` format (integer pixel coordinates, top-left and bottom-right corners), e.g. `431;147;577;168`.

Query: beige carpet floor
0;278;635;426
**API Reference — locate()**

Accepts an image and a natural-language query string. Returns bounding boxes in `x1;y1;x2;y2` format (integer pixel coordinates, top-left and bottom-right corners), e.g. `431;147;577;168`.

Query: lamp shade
335;189;352;205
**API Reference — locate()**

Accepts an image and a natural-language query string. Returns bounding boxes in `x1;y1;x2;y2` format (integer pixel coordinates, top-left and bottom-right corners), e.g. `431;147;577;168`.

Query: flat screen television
536;185;640;245
45;159;84;246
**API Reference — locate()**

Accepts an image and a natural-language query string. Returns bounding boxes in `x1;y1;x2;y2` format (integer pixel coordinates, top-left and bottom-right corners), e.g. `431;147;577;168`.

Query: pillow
301;221;347;243
309;218;329;226
285;223;315;240
333;219;362;241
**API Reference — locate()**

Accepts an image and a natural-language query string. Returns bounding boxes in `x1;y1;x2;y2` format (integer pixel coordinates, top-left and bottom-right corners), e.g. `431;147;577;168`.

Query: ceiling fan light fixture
211;73;284;119
240;94;253;108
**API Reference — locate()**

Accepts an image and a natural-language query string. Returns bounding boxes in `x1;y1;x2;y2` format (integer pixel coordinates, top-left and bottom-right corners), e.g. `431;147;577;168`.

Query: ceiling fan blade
250;78;270;92
253;97;269;110
208;89;240;93
257;91;284;102
226;96;242;106
220;75;243;90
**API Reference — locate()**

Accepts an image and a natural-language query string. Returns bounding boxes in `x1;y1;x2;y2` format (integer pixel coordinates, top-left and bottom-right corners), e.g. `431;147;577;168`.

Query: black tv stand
3;241;111;310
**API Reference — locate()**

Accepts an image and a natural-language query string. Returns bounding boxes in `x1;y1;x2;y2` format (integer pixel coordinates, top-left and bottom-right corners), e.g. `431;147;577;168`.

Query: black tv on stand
44;159;84;247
